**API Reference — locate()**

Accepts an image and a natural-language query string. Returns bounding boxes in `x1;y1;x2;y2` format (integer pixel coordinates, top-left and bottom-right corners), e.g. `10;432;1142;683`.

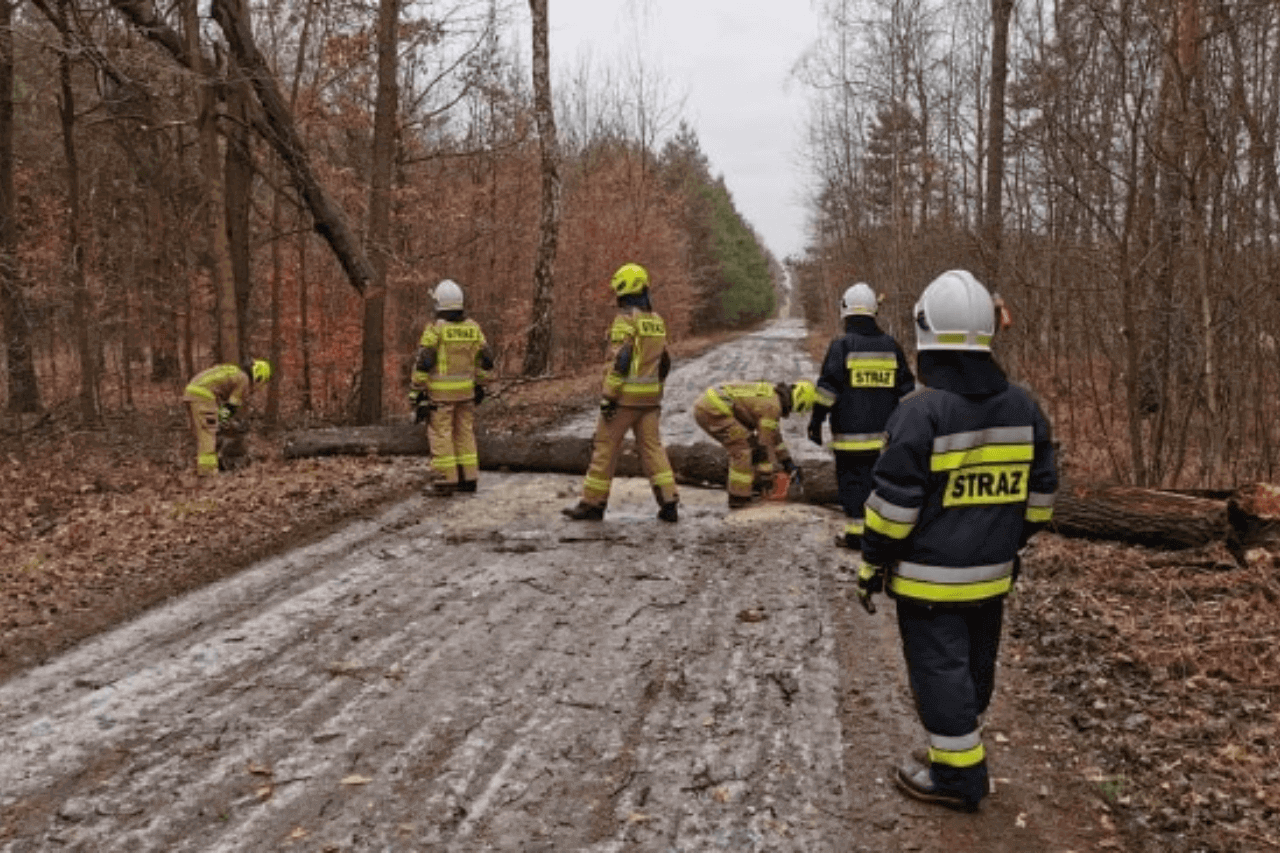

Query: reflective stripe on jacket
411;318;492;403
183;364;250;406
603;310;668;408
699;382;791;467
861;382;1058;606
815;319;914;442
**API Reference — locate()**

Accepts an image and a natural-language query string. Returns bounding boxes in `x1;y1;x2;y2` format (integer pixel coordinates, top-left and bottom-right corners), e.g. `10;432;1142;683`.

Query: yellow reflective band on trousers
929;731;986;768
844;519;864;536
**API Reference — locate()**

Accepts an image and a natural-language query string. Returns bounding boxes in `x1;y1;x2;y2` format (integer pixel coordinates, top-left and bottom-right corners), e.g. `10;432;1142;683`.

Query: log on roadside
1050;483;1228;550
280;424;842;504
282;425;1280;554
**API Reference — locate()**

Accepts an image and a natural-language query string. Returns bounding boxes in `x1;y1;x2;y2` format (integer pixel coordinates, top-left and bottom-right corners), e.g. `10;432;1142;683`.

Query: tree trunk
358;0;399;425
982;0;1014;287
225;72;255;359
56;0;99;425
208;0;375;295
279;424;1271;555
0;0;38;414
522;0;561;377
183;0;239;364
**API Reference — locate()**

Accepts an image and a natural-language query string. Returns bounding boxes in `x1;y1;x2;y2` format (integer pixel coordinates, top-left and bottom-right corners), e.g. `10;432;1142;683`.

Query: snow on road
0;318;1073;852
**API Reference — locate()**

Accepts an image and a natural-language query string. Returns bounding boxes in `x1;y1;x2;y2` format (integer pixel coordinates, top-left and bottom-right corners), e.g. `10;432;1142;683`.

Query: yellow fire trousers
186;399;220;476
428;400;478;485
692;401;761;498
581;406;678;508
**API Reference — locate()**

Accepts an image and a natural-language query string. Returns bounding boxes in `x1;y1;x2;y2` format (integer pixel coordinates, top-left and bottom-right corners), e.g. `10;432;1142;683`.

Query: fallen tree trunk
282;425;1276;554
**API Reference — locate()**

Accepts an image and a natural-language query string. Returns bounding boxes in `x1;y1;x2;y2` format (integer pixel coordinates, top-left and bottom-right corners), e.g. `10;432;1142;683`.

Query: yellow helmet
251;359;272;383
791;380;817;414
610;263;650;296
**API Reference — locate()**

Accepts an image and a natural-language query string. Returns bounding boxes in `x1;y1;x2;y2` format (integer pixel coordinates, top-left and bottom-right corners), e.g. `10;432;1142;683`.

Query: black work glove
855;561;885;614
807;415;823;446
600;398;618;421
473;385;486;405
409;390;431;424
217;405;233;427
780;457;797;475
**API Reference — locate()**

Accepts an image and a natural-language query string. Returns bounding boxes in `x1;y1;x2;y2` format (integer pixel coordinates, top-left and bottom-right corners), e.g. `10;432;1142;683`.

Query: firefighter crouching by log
182;358;272;476
563;262;680;523
409;279;494;496
854;270;1057;813
693;380;816;508
808;282;915;550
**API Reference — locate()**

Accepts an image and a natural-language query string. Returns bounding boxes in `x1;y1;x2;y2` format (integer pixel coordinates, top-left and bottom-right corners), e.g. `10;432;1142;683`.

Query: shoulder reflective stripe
895;560;1014;584
865;492;919;524
866;505;914;539
934;426;1034;454
889;575;1013;602
846;351;897;363
1027;491;1056;507
610;317;635;343
932;442;1034;472
185;385;215;400
705;388;735;416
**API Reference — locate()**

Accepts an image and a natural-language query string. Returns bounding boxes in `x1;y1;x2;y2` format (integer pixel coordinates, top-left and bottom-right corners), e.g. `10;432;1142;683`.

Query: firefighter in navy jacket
808;282;915;548
857;270;1057;813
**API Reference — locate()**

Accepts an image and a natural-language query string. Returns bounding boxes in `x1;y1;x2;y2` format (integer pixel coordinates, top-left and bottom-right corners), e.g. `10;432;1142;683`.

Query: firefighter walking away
563;263;679;522
808;282;914;549
409;279;494;496
182;358;272;476
856;270;1057;813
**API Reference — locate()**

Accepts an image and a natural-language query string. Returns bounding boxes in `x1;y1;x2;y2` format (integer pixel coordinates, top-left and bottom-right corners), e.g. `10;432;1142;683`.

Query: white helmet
840;282;878;317
913;270;995;352
434;279;464;311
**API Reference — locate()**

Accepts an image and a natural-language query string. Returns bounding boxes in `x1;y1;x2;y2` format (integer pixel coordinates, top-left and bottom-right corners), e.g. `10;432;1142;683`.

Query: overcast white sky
539;0;823;262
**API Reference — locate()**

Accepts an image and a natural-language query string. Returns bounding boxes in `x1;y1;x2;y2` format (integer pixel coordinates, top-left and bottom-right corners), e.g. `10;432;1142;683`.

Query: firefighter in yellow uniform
563;263;679;522
694;380;816;508
182;358;272;475
410;279;494;496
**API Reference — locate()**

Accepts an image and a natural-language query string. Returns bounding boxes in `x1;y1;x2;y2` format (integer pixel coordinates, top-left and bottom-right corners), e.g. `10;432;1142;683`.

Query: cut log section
281;424;1276;555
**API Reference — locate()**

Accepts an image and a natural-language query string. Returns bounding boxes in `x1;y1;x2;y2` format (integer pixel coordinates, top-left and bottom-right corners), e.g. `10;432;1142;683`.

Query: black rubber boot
728;494;755;510
562;502;605;521
457;480;477;493
893;764;980;813
657;502;678;523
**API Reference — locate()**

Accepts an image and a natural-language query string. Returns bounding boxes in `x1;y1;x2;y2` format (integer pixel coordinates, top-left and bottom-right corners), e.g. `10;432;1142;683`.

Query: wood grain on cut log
1051;483;1228;550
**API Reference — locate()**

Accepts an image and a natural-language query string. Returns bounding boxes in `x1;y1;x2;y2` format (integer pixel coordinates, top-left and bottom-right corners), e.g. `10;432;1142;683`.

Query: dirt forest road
0;320;1103;852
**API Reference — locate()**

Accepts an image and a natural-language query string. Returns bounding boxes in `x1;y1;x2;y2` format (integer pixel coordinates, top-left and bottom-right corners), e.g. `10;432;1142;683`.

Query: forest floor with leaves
2;336;1278;851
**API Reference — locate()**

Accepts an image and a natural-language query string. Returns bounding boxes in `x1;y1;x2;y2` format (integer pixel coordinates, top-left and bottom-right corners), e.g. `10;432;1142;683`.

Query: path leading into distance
0;318;1089;852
